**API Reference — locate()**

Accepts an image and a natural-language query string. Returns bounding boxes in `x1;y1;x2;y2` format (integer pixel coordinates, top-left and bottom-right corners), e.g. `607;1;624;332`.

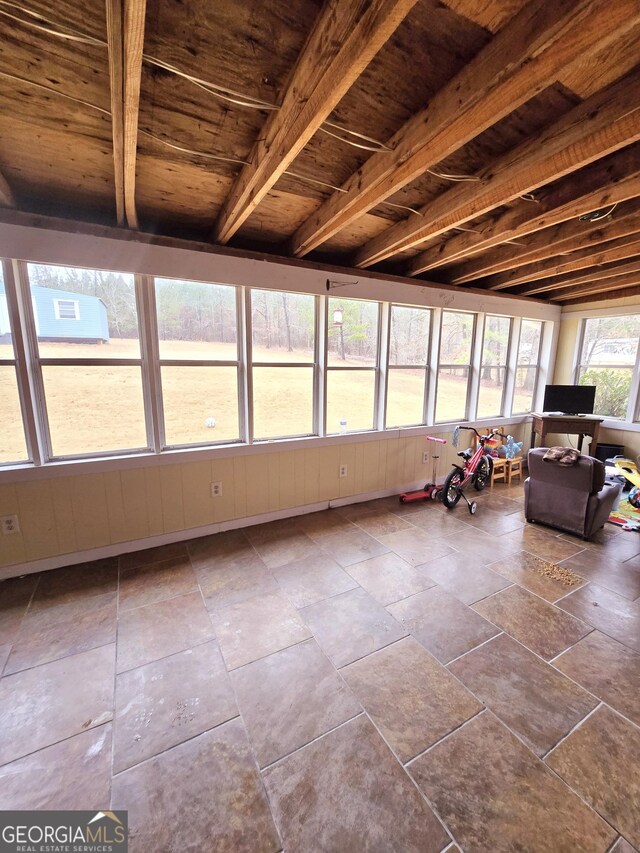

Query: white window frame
476;314;513;420
511;318;544;415
574;315;640;422
0;252;556;472
325;295;383;435
152;275;244;450
384;303;432;428
248;288;319;442
434;309;477;424
53;298;80;321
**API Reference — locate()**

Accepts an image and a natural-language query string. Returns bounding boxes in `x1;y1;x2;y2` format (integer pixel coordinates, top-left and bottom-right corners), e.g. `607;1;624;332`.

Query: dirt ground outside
1;339;530;461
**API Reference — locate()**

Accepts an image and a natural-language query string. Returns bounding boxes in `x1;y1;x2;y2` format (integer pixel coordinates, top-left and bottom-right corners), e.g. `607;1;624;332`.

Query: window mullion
376;302;389;431
426;307;441;425
11;260;51;464
504;315;520;417
467;312;483;421
244;288;254;444
136;273;162;453
314;294;325;437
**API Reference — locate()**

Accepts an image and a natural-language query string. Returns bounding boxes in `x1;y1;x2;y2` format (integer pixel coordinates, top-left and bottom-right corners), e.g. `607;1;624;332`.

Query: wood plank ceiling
0;0;639;304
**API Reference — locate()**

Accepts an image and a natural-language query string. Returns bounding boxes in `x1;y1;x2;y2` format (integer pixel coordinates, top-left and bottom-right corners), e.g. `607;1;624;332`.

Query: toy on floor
442;426;507;514
498;434;523;459
399;435;447;503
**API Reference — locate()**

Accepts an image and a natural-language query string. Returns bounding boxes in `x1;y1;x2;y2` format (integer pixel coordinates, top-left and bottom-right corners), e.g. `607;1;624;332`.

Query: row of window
0;260;545;465
577;314;640;420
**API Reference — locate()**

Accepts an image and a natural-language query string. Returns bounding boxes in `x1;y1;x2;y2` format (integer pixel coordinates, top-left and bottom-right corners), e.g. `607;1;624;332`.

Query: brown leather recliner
524;447;622;540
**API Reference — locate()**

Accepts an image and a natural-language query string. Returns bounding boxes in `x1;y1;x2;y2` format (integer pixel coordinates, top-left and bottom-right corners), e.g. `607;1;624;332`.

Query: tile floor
1;482;640;852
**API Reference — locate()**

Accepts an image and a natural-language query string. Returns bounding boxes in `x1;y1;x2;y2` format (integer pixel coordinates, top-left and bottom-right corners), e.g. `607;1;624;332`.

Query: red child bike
442;426;507;514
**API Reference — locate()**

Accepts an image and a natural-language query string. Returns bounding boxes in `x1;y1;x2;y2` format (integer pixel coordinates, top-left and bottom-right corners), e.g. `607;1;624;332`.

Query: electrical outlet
210;481;223;497
1;514;20;535
422;451;429;464
339;464;348;478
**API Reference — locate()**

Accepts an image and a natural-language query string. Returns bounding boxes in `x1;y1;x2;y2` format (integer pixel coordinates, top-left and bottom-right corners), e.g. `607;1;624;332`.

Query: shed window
54;299;80;321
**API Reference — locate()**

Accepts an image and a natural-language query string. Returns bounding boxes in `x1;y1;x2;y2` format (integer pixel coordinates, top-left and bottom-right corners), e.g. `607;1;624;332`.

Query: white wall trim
0;415;531;483
0;483;430;580
0;220;560;322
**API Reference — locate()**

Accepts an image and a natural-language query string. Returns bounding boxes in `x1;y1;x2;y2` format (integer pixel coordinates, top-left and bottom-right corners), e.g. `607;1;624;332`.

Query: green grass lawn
1;340;530;461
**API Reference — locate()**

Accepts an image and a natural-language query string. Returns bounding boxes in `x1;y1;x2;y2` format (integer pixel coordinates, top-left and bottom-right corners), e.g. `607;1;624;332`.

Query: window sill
0;415;531;483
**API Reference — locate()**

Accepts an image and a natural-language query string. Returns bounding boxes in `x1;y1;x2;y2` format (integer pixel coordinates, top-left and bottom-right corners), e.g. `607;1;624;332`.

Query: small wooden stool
490;458;508;487
507;456;523;485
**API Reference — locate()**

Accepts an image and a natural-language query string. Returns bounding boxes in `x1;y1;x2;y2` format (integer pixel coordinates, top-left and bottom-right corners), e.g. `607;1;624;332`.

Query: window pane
328;298;378;367
252;291;315;362
28;263;139;359
482;315;511;365
253;366;313;438
477;366;506;419
513;366;537;414
43;366;147;456
386;368;425;427
389;306;430;365
327;370;375;432
518;319;543;366
439;311;474;364
580;315;640;366
161;366;239;446
0;366;28;463
436;367;469;422
156;278;237;361
579;367;633;419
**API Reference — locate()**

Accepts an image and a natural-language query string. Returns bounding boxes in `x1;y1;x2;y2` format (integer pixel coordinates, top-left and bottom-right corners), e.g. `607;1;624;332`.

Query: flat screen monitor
543;384;596;415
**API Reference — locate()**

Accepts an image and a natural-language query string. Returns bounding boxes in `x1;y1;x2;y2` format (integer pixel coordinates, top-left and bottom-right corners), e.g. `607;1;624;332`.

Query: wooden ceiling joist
289;0;640;258
481;225;640;290
444;198;640;284
106;0;125;226
408;145;640;275
355;67;640;268
0;171;15;208
562;283;640;305
513;257;640;297
212;0;419;245
106;0;146;229
550;270;640;301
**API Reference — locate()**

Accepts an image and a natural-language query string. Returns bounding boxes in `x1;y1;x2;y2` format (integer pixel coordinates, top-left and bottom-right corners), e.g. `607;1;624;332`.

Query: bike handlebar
457;426;508;441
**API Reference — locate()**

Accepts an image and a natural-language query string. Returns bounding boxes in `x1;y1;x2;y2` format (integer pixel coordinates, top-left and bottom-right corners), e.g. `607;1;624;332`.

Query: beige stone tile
0;574;39;644
273;552;358;608
346;551;436;606
300;587;406;668
112;720;280;852
409;711;615;853
488;550;586;602
419;550;511;605
114;641;237;772
377;527;454;567
559;549;640;601
342;636;482;762
262;714;448;853
211;590;311;670
230;638;360;767
473;585;592;660
317;528;390;567
557;583;640;654
546;705;640;848
449;633;597;756
119;555;198;611
553;630;640;726
388;586;500;664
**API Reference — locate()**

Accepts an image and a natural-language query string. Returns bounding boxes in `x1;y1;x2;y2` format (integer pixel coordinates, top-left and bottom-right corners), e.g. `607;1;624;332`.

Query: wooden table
530;413;604;455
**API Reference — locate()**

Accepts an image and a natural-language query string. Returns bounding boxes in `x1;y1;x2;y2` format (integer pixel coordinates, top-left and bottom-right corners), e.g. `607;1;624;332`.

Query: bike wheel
442;468;463;508
473;455;492;491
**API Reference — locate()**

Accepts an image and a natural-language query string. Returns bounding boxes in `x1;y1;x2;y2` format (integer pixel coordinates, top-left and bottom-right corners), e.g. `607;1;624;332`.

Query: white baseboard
1;482;426;580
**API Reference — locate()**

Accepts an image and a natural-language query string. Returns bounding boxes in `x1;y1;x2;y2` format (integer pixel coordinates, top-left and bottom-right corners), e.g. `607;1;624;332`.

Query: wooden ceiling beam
106;0;125;226
212;0;419;245
550;270;640;302
408;145;640;275
445;199;640;284
290;0;640;258
122;0;146;230
0;171;15;208
482;230;640;291
515;258;640;297
562;283;640;305
357;67;640;268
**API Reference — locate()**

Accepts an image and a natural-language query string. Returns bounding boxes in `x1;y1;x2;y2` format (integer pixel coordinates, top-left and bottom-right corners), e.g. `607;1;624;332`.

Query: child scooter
399;436;447;503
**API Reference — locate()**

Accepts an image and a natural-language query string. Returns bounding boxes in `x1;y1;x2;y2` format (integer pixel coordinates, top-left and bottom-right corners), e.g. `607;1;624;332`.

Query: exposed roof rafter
290;0;640;258
212;0;419;245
